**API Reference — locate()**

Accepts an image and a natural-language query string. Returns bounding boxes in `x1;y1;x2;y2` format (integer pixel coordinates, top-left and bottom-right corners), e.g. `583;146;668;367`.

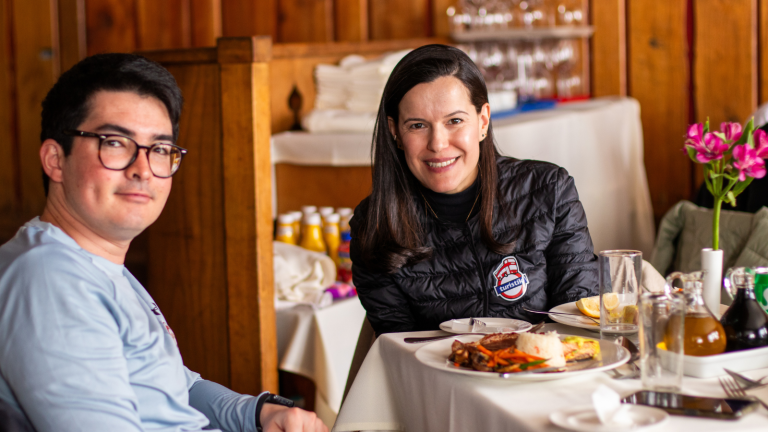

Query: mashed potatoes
516;331;566;367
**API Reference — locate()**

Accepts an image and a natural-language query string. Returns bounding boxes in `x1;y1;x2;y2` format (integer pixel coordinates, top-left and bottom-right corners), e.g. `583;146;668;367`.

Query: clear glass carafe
666;271;727;356
720;268;768;352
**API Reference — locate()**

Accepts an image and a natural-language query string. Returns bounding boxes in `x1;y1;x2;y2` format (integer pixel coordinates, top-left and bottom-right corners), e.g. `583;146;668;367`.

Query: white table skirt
271;97;655;256
276;297;367;427
333;323;768;432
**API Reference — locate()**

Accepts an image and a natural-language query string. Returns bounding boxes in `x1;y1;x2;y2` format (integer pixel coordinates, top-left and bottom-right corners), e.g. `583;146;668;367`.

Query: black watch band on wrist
256;393;296;431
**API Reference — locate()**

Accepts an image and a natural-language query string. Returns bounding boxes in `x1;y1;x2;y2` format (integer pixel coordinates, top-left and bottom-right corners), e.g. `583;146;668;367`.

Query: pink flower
732;144;767;181
754;129;768;159
685;123;704;146
686;132;728;163
720;122;743;142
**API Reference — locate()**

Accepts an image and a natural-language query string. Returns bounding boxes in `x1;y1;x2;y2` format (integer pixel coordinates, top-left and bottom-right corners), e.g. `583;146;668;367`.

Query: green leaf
736;118;754;145
705;118;710;133
748;131;755;149
519;359;549;370
713;131;727;141
686;146;699;163
731;177;755;196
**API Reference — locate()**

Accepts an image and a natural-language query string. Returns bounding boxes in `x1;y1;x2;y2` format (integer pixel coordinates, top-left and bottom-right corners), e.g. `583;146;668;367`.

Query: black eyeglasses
64;130;188;178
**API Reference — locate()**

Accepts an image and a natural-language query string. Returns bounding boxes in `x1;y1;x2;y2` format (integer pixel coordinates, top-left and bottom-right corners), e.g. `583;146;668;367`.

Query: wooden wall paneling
221;0;277;40
0;0;18;242
694;0;757;190
590;0;626;96
85;0;138;54
11;0;56;222
218;36;278;394
275;165;372;213
145;62;230;386
136;0;190;50
277;0;334;43
57;0;86;72
694;0;757;124
369;0;429;40
627;0;690;223
761;0;768;105
335;0;368;42
432;0;458;38
190;0;221;47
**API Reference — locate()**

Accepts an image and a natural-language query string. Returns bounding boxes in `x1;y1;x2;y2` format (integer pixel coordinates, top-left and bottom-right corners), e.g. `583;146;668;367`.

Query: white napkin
273;241;336;304
592;385;633;426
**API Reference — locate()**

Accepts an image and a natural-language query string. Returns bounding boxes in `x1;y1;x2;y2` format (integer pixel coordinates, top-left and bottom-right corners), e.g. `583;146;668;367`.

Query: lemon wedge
602;293;620;311
575;296;600;318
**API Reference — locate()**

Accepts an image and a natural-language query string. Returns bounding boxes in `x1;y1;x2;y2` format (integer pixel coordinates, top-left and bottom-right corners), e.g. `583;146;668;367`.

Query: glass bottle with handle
720;267;768;352
665;271;726;356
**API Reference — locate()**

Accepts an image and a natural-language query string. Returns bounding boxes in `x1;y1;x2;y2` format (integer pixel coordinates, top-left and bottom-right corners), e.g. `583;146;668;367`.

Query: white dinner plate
549;302;731;333
550;404;668;432
414;333;630;382
548;302;601;332
438;317;532;334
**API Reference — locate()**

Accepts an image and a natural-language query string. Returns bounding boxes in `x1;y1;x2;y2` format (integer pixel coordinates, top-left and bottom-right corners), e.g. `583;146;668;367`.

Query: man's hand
260;404;327;432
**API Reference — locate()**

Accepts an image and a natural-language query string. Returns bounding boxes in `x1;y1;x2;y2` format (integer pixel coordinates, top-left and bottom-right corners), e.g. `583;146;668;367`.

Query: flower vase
701;248;724;317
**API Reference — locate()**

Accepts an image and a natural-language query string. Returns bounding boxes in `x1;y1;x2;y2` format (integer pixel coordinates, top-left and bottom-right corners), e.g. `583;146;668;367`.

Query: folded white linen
301;109;378;133
273;241;336;303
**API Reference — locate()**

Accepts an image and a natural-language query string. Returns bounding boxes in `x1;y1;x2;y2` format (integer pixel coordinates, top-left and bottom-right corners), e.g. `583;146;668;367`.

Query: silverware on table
724;368;768;390
610;336;640;380
405;320;547;344
522;307;599;324
719;375;768;410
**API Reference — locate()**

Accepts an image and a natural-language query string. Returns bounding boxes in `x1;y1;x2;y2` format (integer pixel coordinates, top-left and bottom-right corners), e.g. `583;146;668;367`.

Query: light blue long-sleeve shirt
0;218;265;431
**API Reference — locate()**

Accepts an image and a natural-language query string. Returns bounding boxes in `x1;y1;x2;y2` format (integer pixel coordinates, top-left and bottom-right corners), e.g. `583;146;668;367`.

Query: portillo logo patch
492;256;529;301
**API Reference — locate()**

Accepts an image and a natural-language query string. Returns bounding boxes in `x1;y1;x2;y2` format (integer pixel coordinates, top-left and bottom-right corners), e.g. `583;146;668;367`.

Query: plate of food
438;317;532;334
414;331;630;381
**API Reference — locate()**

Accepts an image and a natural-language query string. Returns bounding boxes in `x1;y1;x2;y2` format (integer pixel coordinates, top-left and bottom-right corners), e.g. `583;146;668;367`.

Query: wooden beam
694;0;757;124
335;0;368;42
591;0;626;96
57;0;86;73
432;0;458;38
759;0;768;104
11;0;56;221
369;0;429;40
277;0;334;43
85;0;138;55
190;0;221;47
0;0;19;242
628;0;690;223
221;0;277;40
218;36;278;394
136;0;191;50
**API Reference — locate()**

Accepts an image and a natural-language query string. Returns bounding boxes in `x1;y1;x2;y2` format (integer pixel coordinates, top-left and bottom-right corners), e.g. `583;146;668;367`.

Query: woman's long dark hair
357;44;515;273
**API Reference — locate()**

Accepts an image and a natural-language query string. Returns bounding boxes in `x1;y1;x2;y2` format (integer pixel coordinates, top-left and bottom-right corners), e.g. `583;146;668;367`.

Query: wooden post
591;0;626;97
218;36;278;394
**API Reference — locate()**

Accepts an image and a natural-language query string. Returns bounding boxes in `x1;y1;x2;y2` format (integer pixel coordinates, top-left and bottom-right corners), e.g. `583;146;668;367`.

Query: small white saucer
550;404;668;432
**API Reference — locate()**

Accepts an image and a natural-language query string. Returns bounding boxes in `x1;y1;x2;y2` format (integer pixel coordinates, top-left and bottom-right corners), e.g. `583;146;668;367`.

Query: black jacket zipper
464;222;488;316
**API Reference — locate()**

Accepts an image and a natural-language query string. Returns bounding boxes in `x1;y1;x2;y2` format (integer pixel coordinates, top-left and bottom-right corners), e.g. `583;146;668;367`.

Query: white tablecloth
272;97;655;255
276;297;367;427
334;323;768;432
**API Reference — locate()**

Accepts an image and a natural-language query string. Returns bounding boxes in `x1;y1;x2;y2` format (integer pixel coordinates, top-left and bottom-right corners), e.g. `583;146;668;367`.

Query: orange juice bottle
275;214;297;245
323;213;341;265
288;211;303;243
300;213;326;254
319;206;334;223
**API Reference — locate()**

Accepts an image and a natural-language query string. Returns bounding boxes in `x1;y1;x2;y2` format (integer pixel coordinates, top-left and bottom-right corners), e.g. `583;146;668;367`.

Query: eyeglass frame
63;129;188;178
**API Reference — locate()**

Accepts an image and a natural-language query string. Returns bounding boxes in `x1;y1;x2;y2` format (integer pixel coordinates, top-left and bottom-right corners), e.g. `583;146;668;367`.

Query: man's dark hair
40;53;183;195
356;44;514;273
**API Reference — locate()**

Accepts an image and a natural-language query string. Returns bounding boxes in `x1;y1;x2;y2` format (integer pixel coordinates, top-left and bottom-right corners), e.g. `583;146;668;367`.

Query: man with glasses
0;53;325;432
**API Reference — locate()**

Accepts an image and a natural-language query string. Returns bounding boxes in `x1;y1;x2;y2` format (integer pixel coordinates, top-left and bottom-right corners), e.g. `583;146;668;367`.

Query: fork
724;368;768;390
719;376;768;410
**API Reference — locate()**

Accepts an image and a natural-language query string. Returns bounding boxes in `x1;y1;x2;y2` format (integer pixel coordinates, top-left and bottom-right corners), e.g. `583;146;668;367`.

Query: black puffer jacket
350;157;599;335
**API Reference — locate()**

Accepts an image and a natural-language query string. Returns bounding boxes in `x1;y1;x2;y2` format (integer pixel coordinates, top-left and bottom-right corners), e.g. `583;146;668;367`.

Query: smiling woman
350;45;599;336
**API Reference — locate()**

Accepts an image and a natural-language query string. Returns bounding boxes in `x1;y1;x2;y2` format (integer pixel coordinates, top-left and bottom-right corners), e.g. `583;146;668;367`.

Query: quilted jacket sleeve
544;168;599;308
349;204;416;336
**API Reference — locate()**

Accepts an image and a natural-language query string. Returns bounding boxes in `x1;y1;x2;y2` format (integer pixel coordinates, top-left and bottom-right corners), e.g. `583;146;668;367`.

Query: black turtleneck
419;176;481;224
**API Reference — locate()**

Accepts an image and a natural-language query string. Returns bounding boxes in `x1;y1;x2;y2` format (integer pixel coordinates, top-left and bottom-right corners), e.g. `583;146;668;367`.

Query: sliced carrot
495;357;509;366
477;345;493;356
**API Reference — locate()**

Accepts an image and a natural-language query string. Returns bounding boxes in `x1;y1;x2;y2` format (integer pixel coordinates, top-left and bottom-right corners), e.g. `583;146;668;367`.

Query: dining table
333;323;768;432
